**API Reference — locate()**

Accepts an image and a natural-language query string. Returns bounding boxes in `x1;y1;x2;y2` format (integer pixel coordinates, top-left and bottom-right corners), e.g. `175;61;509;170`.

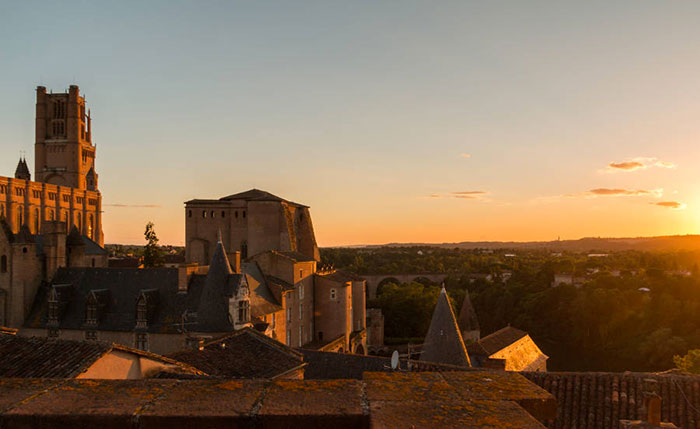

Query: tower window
188;210;192;218
211;210;215;218
221;211;225;218
242;211;246;218
202;210;207;218
237;300;250;323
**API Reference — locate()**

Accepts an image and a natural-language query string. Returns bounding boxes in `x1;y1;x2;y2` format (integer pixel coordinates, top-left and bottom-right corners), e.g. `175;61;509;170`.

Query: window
34;209;39;233
0;255;6;273
299;303;303;320
330;288;336;300
0;204;4;218
188;210;192;218
136;296;148;328
286;329;291;345
235;211;238;218
202;210;207;218
271;313;276;329
86;302;97;325
85;330;97;341
242;211;246;218
135;333;148;351
299;326;303;347
237;300;250;323
241;241;248;259
221;211;225;218
286;307;292;323
210;210;215;218
50;210;54;221
298;284;304;300
48;290;59;324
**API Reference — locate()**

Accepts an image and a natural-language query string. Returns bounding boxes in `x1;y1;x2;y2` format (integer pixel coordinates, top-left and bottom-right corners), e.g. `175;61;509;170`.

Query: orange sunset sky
1;1;700;246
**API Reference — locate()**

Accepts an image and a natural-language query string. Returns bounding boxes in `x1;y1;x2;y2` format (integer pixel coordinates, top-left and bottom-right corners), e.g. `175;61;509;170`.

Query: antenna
390;350;399;370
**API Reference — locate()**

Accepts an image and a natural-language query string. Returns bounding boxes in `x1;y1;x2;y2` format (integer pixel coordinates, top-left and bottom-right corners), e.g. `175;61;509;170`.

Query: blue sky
1;1;699;245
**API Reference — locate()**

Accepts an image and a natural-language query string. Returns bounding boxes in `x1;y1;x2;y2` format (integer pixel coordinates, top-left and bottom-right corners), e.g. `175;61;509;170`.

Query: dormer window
85;302;97;326
48;289;59;325
136;295;148;328
237;300;250;323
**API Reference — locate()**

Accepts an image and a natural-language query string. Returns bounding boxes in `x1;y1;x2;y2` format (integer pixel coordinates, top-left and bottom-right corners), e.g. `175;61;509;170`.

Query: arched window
1;255;7;273
211;210;215;218
202;210;207;218
88;214;94;239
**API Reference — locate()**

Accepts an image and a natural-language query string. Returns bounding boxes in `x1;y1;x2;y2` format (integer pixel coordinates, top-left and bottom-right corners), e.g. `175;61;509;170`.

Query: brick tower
34;85;97;190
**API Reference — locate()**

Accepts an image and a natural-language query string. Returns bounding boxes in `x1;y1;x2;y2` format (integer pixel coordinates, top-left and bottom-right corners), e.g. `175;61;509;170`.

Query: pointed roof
421;287;471;367
86;166;96;179
14;158;30;180
195;239;236;331
458;289;480;333
66;226;84;247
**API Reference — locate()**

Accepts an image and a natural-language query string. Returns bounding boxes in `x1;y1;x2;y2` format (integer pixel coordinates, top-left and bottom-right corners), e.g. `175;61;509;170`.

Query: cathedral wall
0;176;102;244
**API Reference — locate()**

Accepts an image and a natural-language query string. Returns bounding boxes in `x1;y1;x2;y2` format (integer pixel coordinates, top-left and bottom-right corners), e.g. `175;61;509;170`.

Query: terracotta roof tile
523;371;700;428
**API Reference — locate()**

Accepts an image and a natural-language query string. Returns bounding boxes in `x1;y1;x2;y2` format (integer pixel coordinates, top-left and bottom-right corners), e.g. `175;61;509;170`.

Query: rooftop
168;328;305;379
185;188;308;207
0;371;556;427
468;326;529;357
0;334;200;378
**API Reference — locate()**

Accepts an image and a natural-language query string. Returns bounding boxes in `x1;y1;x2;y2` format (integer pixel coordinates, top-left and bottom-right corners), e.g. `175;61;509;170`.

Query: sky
1;1;700;246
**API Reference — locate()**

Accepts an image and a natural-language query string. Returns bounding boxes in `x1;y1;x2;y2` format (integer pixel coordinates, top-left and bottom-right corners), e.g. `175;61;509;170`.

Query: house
467;326;548;372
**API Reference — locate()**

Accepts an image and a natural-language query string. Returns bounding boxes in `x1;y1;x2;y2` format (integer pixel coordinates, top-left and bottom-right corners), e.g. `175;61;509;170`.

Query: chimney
618;379;678;428
231;251;241;273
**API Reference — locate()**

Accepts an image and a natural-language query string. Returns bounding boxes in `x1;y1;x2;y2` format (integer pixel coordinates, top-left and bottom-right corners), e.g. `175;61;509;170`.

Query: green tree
674;349;700;374
143;222;163;268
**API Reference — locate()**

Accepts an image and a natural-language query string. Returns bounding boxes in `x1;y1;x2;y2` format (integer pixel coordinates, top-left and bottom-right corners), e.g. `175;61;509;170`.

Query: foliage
674;349;700;374
324;246;700;372
143;222;163;268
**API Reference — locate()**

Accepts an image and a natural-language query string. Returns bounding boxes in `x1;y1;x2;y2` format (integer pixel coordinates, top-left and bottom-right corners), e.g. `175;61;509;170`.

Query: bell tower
35;85;97;190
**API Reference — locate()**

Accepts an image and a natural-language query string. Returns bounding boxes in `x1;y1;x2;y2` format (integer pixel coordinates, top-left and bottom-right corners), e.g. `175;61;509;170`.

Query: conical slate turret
196;239;234;330
421;286;471;367
458;289;480;342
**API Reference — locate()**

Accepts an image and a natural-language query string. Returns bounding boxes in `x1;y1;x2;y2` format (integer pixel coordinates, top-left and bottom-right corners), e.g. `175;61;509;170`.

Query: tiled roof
242;262;283;317
168;328;304;379
81;235;108;255
524;371;700;429
421;287;471;367
0;371;556;427
196;240;238;331
0;333;203;379
301;349;475;379
469;326;528;356
218;189;308;207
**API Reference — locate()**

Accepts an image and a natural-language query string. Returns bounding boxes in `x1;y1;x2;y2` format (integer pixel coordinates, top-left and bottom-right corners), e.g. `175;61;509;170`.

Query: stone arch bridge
362;274;449;299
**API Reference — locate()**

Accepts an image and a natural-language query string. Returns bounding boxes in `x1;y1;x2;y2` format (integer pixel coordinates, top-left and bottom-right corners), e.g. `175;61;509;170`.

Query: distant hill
349;235;700;252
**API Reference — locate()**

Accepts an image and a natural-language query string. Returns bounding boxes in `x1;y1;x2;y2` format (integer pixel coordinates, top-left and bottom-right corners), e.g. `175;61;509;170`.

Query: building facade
0;86;107;329
1;85;102;244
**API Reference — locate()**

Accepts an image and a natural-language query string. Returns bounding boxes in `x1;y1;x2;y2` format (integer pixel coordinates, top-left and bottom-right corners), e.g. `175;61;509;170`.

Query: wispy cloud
651;201;686;210
459;153;471;159
104;203;162;208
428;191;489;200
567;188;663;198
603;157;676;173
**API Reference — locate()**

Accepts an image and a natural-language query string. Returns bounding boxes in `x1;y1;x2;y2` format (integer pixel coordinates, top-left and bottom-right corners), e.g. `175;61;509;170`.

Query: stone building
467;326;548;372
0;86;107;329
1;86;103;243
185;189;319;265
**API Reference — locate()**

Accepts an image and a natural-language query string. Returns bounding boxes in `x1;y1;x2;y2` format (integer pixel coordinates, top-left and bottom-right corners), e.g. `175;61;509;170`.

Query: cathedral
2;86;366;356
0;86;107;328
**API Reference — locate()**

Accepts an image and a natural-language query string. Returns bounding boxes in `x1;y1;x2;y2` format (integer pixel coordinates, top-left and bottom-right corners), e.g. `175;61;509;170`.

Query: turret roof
14;158;30;180
420;287;471;367
195;239;238;331
457;289;480;333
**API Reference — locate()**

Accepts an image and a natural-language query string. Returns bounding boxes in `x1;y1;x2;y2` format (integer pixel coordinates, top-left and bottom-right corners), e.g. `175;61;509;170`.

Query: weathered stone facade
0;85;107;328
185;189;319;265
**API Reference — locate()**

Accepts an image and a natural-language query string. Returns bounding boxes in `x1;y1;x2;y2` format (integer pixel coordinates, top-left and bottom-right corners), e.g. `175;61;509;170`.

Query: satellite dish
391;350;399;370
